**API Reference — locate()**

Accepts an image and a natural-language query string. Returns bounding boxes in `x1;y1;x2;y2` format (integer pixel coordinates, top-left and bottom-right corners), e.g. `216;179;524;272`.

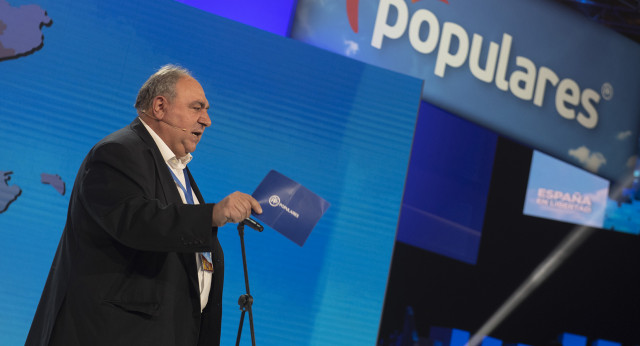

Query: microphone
141;111;187;131
161;119;187;132
241;218;264;232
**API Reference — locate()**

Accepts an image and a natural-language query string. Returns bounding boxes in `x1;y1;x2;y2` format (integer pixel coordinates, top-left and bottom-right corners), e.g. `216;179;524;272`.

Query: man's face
160;76;211;157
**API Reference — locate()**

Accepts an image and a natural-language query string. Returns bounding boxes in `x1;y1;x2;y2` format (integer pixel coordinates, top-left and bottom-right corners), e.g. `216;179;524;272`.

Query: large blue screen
397;101;497;264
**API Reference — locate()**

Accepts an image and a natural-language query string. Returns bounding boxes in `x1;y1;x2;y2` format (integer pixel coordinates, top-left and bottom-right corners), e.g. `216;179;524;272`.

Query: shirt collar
139;117;193;170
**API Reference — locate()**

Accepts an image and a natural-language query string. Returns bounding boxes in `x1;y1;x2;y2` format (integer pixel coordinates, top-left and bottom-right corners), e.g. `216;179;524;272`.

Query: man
26;65;261;345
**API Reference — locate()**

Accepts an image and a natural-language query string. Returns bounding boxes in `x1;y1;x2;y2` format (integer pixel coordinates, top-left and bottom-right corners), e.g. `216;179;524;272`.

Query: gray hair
134;64;192;112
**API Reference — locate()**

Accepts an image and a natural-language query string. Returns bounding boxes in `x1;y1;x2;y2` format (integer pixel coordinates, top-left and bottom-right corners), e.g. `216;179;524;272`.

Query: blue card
252;170;330;246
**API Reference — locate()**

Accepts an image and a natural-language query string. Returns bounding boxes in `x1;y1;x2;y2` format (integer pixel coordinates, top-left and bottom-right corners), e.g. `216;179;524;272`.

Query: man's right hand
212;191;262;227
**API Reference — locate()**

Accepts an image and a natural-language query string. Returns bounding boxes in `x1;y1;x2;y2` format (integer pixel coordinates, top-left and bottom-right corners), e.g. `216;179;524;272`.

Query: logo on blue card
252;170;330;246
268;194;300;218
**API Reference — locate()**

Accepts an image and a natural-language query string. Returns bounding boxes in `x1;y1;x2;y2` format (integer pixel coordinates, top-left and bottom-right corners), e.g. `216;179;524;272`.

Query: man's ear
151;95;168;120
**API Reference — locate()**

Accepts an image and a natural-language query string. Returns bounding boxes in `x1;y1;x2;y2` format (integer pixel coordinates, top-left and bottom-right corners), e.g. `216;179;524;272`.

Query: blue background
396;101;497;264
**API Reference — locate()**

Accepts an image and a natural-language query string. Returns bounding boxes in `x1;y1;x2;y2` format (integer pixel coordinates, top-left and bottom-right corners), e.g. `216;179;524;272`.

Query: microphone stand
235;219;262;346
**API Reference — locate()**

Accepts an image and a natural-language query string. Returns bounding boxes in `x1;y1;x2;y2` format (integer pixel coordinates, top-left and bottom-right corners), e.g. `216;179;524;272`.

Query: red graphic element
347;0;359;33
347;0;448;33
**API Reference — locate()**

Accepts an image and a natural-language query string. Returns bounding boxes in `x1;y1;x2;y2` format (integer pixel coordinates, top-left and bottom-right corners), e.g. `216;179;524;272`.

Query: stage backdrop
291;0;640;182
0;0;423;345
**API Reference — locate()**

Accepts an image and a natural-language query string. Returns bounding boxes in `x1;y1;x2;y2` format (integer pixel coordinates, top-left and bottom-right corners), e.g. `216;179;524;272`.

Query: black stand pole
235;222;256;346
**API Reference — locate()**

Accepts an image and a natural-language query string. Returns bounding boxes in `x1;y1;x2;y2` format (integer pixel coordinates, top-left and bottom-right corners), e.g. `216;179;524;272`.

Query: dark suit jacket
26;118;224;346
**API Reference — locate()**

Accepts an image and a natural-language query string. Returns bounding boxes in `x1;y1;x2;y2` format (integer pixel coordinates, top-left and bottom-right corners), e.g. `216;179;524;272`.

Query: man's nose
199;111;211;127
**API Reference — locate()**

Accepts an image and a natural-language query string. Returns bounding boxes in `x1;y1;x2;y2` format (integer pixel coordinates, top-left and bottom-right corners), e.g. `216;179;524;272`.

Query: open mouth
191;131;202;138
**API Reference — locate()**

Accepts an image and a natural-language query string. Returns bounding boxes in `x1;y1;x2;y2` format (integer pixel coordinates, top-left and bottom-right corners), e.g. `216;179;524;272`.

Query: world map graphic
1;1;57;214
0;0;51;60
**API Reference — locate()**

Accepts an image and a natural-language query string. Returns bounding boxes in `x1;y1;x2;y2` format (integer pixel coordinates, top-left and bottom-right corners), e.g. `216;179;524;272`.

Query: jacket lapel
185;167;204;203
129;118;181;205
129;118;200;305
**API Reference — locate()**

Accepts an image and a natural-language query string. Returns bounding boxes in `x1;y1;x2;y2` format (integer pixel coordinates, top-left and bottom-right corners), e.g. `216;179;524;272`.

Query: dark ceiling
554;0;640;43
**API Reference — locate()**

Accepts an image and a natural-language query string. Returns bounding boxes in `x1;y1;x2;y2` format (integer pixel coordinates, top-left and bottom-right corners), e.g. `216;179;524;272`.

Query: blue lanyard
168;166;194;205
169;166;212;270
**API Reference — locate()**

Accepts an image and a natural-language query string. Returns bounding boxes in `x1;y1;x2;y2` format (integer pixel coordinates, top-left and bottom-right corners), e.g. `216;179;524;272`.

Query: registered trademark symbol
601;82;613;100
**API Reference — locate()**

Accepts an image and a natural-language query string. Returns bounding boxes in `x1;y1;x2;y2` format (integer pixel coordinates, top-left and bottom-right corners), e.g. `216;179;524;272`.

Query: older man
26;65;261;346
